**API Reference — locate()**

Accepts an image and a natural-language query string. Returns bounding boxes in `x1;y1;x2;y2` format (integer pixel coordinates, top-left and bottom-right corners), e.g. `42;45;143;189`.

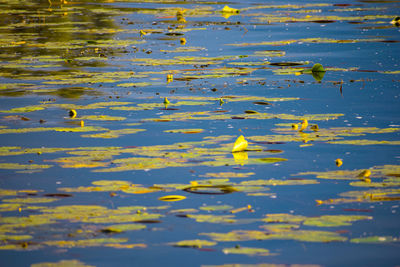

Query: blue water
0;0;400;266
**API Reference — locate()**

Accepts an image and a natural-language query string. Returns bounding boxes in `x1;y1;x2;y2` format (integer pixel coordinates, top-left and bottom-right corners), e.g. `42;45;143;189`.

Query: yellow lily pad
158;195;186;202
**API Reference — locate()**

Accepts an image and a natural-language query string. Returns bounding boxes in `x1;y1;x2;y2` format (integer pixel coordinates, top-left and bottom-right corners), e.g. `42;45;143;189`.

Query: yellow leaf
230;206;250;214
69;109;77;118
357;170;371;178
167;74;173;83
222;5;239;13
390;16;400;25
336;158;343;167
232;135;248;152
104;243;147;249
299;119;308;132
158;195;186;202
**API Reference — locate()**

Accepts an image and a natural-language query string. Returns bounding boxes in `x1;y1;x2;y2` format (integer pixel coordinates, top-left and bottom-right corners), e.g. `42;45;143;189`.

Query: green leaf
311;63;325;72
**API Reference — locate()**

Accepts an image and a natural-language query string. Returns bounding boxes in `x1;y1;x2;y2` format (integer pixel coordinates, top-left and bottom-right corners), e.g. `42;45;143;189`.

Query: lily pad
222;246;274;256
170;239;216;248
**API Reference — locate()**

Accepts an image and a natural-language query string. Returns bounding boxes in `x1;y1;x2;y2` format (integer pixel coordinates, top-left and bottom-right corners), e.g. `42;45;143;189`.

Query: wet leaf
164;129;204;134
43;238;128;248
222;246;274;256
221;5;240;14
200;229;347;242
74;115;126;121
100;224;146;233
350;236;398;243
187;214;236;224
31;259;95;267
0;163;52;170
303;215;372;227
104;243;147;249
241;179;318;186
81;128;146;139
199;205;233;211
327;140;400;145
2;197;59;204
170;239;216;248
199;172;255;178
232;135;248;152
311;63;325;73
158;195;186;202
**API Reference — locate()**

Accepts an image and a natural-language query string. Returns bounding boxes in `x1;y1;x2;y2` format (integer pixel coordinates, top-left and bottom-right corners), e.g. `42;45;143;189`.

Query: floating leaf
183;185;237;195
263;213;306;224
31;260;95;267
0;163;52;170
350;236;398;243
200;172;255;178
158;195;186;202
241;179;318;186
200;229;346;242
81;128;146;138
100;224;146;233
2;197;59;204
75;115;126;121
327;140;400;145
303;215;372;227
104;243;147;249
170;239;216;248
187;214;236;224
43;238;128;248
199;205;233;211
164;129;204;134
222;246;274;256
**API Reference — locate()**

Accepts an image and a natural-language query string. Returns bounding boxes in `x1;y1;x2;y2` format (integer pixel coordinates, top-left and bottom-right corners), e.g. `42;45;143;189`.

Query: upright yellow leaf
299;119;308;132
232;135;248;152
222;5;239;13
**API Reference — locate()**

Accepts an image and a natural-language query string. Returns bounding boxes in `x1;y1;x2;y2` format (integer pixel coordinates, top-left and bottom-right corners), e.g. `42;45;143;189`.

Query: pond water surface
0;0;400;266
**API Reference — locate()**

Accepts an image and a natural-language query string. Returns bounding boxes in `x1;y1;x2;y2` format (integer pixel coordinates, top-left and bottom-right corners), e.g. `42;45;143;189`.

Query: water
0;1;399;266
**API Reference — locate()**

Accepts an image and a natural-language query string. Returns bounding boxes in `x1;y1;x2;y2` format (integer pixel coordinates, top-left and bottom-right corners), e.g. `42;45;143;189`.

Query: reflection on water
0;0;400;266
